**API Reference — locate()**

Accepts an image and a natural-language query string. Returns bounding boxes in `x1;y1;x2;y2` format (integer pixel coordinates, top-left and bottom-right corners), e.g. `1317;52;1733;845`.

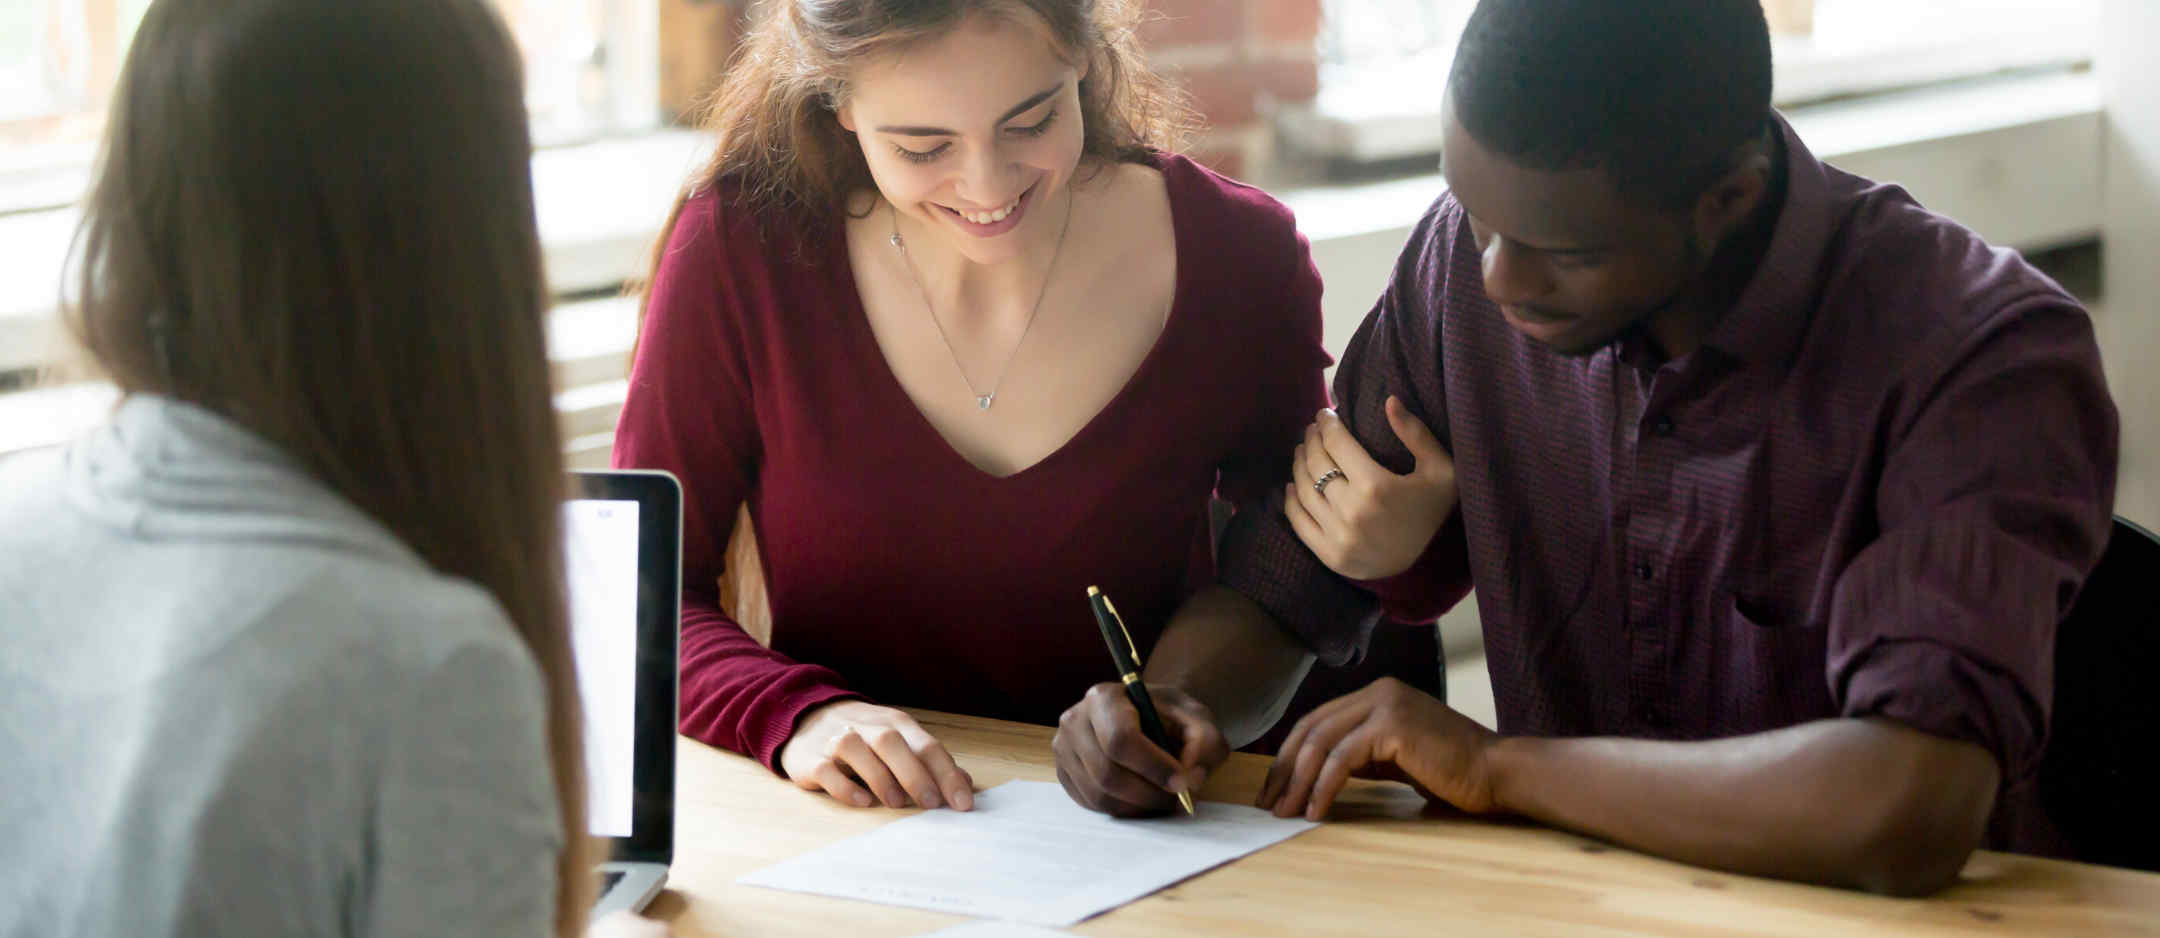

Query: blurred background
2;0;2151;728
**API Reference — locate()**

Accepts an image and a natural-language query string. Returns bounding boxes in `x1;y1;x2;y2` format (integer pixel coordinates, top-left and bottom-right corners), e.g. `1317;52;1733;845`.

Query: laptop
563;469;682;918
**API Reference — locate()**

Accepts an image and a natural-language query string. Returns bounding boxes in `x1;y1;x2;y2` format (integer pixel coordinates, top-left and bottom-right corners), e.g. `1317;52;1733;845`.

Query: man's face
1440;107;1708;356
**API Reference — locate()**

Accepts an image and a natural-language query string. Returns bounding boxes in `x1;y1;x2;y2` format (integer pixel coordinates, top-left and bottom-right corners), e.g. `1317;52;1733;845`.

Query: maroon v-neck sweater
616;153;1418;771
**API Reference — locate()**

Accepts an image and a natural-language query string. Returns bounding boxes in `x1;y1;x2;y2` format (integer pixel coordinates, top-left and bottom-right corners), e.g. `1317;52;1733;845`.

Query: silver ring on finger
1314;468;1346;496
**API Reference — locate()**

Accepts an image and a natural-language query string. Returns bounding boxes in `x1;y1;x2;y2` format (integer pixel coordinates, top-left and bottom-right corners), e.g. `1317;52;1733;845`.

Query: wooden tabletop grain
647;710;2160;937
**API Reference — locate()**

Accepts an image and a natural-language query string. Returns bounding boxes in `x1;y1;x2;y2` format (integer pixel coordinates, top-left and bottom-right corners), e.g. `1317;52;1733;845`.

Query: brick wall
1139;0;1322;182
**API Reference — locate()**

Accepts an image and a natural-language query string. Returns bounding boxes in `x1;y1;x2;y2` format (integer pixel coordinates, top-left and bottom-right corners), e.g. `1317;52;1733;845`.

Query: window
0;0;679;446
1290;0;2102;165
1774;0;2098;103
0;0;660;214
504;0;661;143
0;0;146;212
1318;0;1471;77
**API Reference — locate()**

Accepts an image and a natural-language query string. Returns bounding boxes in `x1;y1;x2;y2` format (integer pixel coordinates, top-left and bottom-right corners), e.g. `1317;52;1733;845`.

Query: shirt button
1634;562;1654;582
1650;415;1675;436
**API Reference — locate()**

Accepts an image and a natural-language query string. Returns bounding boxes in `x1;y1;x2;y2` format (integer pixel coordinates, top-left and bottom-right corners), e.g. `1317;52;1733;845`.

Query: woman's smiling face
837;11;1089;266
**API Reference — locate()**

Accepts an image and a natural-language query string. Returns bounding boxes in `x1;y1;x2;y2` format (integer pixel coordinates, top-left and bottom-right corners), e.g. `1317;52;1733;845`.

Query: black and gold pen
1086;585;1196;815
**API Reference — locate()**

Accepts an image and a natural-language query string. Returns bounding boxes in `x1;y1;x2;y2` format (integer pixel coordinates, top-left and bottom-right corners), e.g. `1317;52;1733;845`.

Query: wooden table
650;711;2160;937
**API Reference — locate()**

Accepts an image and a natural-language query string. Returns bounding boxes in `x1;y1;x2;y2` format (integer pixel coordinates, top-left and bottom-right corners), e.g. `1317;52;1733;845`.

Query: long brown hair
67;0;593;932
642;0;1193;284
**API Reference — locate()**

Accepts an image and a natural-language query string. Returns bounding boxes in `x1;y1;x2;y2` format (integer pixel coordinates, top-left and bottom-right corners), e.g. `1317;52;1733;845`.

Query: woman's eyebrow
874;82;1062;136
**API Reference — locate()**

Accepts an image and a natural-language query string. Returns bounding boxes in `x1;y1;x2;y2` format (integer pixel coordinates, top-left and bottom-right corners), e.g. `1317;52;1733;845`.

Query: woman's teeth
956;198;1020;225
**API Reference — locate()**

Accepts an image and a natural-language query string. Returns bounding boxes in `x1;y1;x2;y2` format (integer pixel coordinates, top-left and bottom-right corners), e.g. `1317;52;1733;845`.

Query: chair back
2039;517;2160;871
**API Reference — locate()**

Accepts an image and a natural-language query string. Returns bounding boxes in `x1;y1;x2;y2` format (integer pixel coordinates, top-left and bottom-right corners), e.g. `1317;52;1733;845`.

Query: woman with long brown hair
0;1;659;935
615;0;1443;812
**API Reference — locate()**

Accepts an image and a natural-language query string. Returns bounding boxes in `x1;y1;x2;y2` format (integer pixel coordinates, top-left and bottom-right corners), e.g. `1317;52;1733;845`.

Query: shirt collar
1697;112;1835;370
1610;113;1833;372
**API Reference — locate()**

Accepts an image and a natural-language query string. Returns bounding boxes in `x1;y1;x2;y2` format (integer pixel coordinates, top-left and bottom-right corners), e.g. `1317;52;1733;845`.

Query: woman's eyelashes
894;142;949;164
1010;108;1058;138
890;109;1059;164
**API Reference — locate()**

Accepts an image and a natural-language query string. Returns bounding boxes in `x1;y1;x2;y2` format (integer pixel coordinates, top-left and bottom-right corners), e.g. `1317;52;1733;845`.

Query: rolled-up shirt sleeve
1356;513;1472;626
1828;295;2118;784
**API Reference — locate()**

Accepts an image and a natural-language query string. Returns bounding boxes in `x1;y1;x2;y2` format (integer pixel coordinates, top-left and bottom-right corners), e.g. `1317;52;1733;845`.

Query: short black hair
1447;0;1772;208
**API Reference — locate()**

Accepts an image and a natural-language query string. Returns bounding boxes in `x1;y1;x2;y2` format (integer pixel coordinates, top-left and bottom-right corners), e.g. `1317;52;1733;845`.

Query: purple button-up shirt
1221;117;2119;855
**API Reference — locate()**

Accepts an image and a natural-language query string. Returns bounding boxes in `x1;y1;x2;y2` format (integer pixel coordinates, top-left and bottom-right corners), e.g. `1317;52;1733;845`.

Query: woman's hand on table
1286;397;1458;581
779;701;977;810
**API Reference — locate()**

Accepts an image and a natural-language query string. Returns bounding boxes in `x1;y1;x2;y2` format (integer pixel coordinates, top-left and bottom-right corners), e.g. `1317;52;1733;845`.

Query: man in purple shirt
1054;0;2118;895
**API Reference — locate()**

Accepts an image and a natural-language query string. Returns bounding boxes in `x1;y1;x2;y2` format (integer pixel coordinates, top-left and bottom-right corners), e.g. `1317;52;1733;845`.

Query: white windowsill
0;68;2108;454
0;129;712;377
1279;68;2103;244
0;293;643;456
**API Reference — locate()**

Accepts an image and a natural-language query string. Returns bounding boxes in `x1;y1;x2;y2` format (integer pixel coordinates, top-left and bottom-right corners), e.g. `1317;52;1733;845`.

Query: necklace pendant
889;233;904;251
976;393;995;411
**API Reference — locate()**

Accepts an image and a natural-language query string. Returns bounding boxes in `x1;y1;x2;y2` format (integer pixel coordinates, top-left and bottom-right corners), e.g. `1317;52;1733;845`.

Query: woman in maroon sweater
614;0;1441;810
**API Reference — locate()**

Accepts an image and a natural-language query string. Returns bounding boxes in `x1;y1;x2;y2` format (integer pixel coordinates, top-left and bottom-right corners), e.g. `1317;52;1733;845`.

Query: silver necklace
888;190;1073;411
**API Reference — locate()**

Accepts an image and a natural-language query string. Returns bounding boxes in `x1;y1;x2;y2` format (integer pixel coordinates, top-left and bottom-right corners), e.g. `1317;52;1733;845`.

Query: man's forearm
1487;718;2000;896
1144;586;1316;748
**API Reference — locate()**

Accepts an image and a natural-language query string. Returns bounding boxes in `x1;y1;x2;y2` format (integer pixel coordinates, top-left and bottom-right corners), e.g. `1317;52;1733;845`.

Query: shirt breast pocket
1720;587;1836;726
1728;588;1800;630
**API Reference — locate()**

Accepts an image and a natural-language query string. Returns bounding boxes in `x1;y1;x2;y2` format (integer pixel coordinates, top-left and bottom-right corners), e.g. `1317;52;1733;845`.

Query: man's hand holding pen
1054;681;1230;817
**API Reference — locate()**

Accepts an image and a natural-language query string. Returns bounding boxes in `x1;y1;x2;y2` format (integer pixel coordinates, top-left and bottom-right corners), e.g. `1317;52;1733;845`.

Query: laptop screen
564;497;641;839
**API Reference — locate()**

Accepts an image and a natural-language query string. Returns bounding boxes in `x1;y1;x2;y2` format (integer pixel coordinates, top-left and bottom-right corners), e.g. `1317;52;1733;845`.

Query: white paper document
738;780;1317;925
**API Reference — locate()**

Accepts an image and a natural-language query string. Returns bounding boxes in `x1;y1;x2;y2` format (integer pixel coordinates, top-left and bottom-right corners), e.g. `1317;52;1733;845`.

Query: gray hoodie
0;395;562;938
